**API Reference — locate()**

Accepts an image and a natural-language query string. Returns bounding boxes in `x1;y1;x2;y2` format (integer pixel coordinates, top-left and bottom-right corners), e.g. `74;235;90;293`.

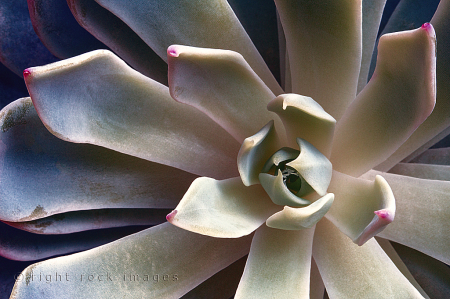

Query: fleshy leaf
4;209;169;234
24;50;240;179
27;0;107;59
237;121;282;186
391;241;450;298
331;25;436;177
67;0;168;84
267;94;336;156
326;171;395;246
93;0;282;94
361;170;450;265
266;193;334;230
227;0;280;83
310;258;325;299
0;0;58;77
167;177;281;238
0;221;146;261
0;98;196;221
235;225;314;299
389;163;450;181
357;0;387;92
181;256;247;299
376;237;429;298
376;1;450;168
10;223;252;298
313;218;426;298
167;45;285;143
286;138;332;196
368;0;440;83
274;0;362;120
410;147;450;165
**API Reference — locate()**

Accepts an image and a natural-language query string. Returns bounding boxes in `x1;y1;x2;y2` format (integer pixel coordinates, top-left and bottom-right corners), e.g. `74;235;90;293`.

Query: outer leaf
313;218;425;298
10;223;252;298
410;147;450;165
24;50;240;179
167;45;284;143
368;0;440;83
0;98;196;221
167;177;280;238
310;258;325;299
376;237;429;298
357;0;387;92
389;163;450;181
331;25;436;177
391;241;450;299
4;209;169;234
181;256;247;299
0;0;57;77
376;0;450;169
93;0;282;95
361;170;450;265
235;225;314;299
274;0;362;120
67;0;168;84
326;171;395;246
0;221;146;261
27;0;107;59
227;0;280;83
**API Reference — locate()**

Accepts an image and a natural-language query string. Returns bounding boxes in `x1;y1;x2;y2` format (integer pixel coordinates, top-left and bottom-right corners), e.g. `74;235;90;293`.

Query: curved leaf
274;0;362;120
313;218;425;298
168;45;283;143
0;98;196;221
27;0;107;59
93;0;282;94
67;0;168;84
24;50;240;179
168;177;280;238
11;223;252;298
235;225;314;299
331;25;436;177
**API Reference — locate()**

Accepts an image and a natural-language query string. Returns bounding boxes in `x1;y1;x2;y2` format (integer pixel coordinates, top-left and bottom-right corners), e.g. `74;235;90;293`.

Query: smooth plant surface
0;0;449;298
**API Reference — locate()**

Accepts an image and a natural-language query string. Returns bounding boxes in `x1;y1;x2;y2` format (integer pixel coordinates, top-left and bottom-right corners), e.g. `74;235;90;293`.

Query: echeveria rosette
1;0;449;298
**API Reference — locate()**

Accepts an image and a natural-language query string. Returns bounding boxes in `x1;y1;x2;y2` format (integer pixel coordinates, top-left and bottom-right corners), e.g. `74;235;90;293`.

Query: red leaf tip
23;69;31;78
166;210;177;222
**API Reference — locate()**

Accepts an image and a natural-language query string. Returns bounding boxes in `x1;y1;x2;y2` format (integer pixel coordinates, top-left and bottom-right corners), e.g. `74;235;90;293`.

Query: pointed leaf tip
166;210;177;222
374;209;393;221
23;69;31;78
167;45;179;58
421;22;434;35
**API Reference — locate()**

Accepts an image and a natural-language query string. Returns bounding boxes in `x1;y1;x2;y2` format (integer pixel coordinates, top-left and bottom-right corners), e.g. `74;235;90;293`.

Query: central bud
282;167;301;194
236;94;336;230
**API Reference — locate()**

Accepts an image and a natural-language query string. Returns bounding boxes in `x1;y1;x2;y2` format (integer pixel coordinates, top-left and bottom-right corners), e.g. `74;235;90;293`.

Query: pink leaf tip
23;69;31;78
354;208;395;246
167;46;179;58
374;209;394;222
166;210;177;222
421;23;433;34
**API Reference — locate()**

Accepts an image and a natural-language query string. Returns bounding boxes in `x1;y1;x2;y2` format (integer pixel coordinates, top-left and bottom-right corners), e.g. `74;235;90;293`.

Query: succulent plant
1;0;449;298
